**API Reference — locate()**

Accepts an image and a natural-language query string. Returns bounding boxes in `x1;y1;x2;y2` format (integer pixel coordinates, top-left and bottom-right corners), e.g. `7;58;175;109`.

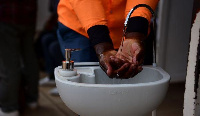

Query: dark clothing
0;23;39;112
0;0;37;25
49;0;59;14
0;0;38;112
37;0;62;80
57;22;98;62
41;33;63;79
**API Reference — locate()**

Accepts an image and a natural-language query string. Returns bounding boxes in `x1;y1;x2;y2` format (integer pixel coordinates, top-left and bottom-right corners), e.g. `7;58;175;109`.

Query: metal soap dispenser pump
59;49;80;77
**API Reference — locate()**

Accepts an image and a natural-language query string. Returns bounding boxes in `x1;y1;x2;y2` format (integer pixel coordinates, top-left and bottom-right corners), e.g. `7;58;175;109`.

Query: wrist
94;42;115;59
87;25;113;46
125;32;146;42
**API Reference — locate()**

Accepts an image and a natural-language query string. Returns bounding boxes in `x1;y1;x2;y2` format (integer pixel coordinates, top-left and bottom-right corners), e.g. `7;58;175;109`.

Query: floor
21;86;77;116
147;83;185;116
21;73;185;116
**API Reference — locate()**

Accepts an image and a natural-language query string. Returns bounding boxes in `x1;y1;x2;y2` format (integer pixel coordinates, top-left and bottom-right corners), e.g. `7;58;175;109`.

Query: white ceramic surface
55;66;170;116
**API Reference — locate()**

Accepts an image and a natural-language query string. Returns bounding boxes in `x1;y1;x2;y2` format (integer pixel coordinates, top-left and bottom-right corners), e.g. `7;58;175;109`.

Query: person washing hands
57;0;158;79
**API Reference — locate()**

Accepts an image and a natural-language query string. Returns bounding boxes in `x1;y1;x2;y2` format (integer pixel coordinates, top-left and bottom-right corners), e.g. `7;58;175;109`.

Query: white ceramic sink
55;65;170;116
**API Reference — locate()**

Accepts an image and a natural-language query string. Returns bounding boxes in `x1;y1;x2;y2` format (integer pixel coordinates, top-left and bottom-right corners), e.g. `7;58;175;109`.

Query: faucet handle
65;48;81;61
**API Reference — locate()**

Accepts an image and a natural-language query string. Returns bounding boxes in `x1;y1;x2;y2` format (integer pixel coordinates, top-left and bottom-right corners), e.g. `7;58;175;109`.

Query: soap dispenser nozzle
62;48;80;70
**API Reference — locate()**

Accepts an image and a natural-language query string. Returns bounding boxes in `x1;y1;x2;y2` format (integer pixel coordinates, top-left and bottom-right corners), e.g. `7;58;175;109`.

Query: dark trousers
0;23;39;112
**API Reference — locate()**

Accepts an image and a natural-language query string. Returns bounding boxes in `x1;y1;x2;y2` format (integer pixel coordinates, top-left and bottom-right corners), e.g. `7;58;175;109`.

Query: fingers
108;56;143;79
130;65;143;78
99;56;113;76
107;57;129;78
110;56;129;69
131;43;141;64
117;64;143;79
105;62;113;76
102;55;125;77
99;61;112;78
113;63;130;78
101;55;143;79
122;64;137;79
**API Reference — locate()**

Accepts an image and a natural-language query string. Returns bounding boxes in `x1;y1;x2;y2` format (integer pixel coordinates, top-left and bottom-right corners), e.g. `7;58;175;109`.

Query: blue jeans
57;22;98;62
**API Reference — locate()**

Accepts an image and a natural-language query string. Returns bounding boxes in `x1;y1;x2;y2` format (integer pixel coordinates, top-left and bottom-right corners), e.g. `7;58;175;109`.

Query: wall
36;0;51;31
157;0;194;82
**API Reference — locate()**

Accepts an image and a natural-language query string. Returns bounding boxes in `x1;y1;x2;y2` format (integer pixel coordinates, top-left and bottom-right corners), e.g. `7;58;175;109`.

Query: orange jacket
58;0;158;49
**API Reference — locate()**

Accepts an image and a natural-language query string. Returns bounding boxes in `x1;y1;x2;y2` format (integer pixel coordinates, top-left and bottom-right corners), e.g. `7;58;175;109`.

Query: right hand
114;32;145;78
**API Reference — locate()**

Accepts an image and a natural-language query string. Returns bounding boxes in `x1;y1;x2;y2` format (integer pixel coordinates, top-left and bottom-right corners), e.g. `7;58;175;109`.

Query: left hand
114;32;146;78
95;32;145;79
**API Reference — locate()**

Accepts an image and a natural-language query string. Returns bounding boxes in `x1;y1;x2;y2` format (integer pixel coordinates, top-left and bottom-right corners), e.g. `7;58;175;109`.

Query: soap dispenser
59;49;80;77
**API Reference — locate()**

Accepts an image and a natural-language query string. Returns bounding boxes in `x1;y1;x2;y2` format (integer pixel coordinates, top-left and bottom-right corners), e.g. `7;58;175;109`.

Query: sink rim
55;65;170;88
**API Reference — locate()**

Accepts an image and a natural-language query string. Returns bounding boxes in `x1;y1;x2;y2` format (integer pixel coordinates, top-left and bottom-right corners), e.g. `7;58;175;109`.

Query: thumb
131;43;141;64
106;62;113;76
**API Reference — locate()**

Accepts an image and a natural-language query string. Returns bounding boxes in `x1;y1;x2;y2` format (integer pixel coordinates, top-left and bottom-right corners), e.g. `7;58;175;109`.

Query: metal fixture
62;48;80;70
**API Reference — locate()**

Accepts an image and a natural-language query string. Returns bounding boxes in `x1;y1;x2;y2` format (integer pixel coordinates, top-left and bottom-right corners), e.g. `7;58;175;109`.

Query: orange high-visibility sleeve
58;0;159;49
68;0;108;32
125;0;159;22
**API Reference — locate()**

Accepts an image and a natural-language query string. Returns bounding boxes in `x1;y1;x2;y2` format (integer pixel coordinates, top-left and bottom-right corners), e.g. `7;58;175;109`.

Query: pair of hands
95;32;145;79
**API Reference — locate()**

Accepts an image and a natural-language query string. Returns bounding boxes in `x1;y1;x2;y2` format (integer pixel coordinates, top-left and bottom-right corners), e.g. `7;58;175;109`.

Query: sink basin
55;66;170;116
